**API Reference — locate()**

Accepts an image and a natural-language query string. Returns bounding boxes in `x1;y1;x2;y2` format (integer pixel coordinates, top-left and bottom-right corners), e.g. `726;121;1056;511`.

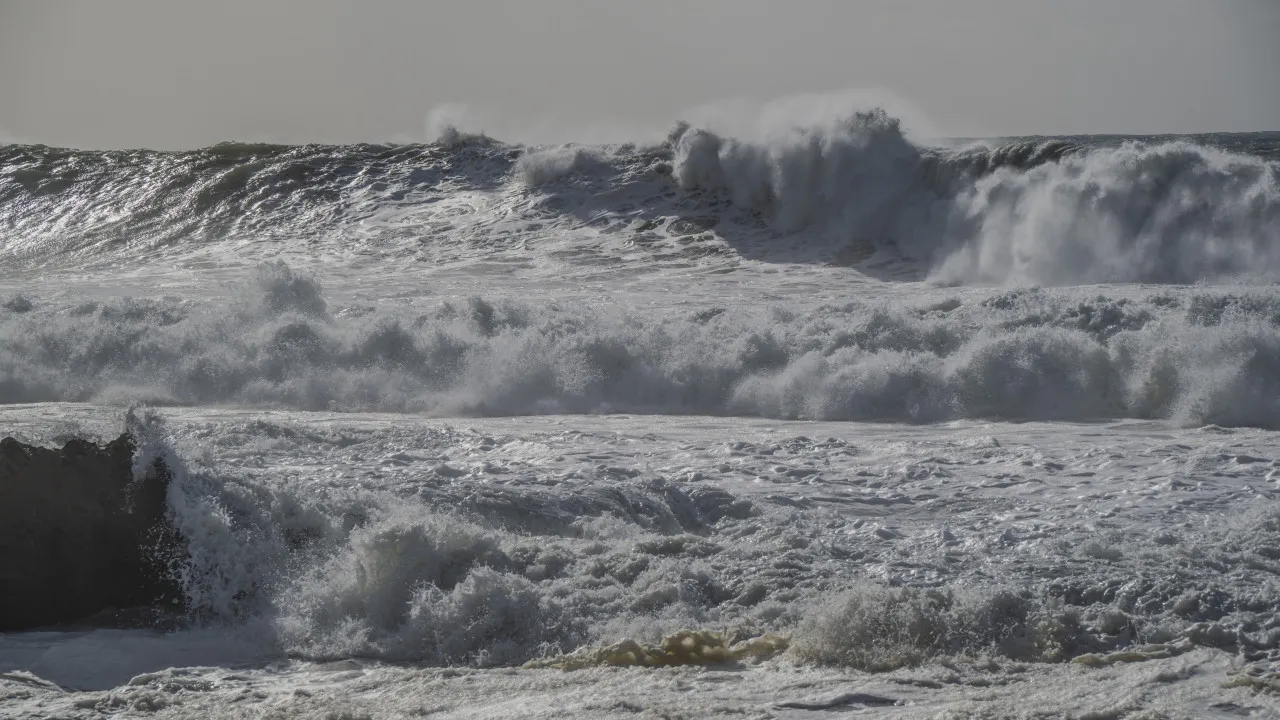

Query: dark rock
0;434;185;630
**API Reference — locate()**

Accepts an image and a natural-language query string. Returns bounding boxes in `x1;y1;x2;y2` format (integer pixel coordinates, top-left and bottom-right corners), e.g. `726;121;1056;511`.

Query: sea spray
6;271;1280;427
3;114;1276;284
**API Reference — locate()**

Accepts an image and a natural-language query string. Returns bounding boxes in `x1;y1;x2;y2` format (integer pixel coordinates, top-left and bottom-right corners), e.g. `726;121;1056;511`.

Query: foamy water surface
2;111;1279;718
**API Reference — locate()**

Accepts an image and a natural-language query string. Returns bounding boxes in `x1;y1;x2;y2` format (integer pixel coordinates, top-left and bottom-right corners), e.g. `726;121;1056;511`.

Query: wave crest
1;115;1277;285
5;267;1280;428
667;113;1279;284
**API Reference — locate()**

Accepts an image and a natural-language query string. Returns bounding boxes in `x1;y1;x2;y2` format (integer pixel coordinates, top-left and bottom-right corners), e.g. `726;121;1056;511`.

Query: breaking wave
5;263;1280;427
668;110;1280;284
28;409;1280;672
1;112;1276;285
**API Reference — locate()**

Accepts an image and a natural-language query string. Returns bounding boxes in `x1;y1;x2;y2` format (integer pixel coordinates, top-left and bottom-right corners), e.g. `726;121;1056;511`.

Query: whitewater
2;108;1280;718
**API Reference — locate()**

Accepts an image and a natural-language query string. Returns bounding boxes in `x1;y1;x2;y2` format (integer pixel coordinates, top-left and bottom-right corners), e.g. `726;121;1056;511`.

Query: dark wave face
0;141;518;262
2;113;1277;285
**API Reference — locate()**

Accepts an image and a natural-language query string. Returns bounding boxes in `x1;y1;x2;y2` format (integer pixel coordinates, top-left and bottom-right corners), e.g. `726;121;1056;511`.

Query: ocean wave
5;264;1280;428
0;139;514;262
22;409;1280;670
669;110;1280;284
2;114;1276;285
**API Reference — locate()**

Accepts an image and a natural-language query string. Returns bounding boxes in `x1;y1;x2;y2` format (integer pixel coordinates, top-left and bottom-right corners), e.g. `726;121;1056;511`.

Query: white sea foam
4;265;1280;428
4;406;1280;715
669;111;1280;284
2;104;1280;718
516;146;609;187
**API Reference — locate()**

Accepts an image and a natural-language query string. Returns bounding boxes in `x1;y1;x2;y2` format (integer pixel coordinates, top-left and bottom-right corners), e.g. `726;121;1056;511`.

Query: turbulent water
3;111;1280;718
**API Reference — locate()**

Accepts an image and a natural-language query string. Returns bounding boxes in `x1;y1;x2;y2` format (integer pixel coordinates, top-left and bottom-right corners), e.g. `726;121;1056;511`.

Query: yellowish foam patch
1070;642;1190;668
525;630;790;670
1224;672;1280;694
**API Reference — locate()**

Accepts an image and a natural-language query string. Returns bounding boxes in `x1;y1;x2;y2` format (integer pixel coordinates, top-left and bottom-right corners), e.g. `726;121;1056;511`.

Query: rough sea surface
2;110;1280;718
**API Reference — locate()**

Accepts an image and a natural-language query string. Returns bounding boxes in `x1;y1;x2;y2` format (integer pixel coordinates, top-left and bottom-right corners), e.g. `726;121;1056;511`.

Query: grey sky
1;0;1277;148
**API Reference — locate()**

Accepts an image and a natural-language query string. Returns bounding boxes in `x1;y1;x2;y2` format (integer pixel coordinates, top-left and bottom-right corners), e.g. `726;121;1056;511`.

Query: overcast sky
1;0;1277;148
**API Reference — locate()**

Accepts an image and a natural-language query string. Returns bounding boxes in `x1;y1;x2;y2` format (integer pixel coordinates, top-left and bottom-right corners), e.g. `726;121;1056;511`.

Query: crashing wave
1;114;1276;285
10;409;1280;672
4;265;1280;427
